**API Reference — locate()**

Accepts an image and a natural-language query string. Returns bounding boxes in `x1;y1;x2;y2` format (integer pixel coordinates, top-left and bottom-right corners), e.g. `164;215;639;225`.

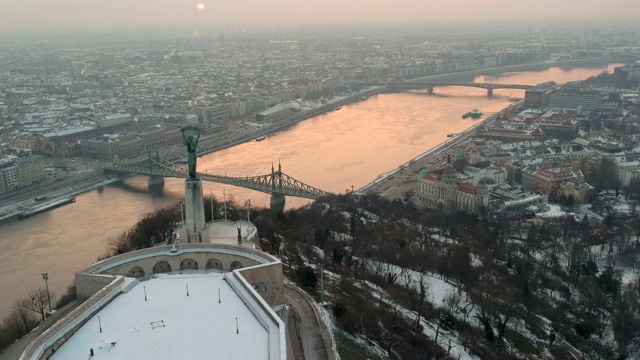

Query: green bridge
104;155;329;212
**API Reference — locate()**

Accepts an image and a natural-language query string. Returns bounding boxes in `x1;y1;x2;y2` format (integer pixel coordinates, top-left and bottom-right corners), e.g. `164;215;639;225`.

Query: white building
419;164;490;214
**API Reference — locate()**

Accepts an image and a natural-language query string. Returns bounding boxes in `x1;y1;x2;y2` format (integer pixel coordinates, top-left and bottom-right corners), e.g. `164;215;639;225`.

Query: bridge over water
104;155;328;212
350;81;535;97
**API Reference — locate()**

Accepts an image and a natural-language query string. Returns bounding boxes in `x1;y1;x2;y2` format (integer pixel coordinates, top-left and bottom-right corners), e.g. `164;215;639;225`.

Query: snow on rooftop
51;273;269;360
537;204;567;219
208;221;257;247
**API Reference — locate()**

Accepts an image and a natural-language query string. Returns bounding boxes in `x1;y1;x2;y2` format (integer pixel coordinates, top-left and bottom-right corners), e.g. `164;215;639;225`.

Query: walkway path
283;282;336;360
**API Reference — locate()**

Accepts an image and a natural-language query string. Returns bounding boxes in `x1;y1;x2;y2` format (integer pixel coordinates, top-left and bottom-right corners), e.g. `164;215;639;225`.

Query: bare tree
379;304;403;359
19;288;54;321
413;274;428;332
0;302;37;348
107;230;133;256
10;301;37;334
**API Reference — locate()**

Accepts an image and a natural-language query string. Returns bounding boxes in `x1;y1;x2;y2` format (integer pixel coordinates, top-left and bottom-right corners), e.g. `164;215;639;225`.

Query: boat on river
255;136;266;142
462;109;482;119
18;196;76;219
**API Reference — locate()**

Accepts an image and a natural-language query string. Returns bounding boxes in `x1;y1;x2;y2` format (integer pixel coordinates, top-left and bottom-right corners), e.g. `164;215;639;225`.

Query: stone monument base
177;222;213;244
184;178;207;243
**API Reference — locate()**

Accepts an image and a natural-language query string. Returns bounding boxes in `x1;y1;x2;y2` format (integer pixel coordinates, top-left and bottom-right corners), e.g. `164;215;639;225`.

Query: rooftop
257;101;301;116
50;273;269;360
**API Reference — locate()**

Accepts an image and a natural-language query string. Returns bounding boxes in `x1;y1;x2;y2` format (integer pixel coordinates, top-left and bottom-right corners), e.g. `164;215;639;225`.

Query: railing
86;243;278;274
224;273;269;330
19;276;125;360
224;266;286;360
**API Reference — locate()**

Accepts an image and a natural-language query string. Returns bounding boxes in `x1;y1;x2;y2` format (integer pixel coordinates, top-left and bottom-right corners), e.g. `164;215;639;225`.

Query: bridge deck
351;81;534;90
104;158;328;200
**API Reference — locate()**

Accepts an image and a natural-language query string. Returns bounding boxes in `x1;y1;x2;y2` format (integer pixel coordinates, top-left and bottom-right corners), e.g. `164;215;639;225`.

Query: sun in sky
196;2;205;11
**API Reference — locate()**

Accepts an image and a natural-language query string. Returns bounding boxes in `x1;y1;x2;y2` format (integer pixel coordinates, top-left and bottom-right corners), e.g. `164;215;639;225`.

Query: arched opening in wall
126;266;145;278
230;260;243;270
153;261;172;274
180;258;198;270
206;258;223;270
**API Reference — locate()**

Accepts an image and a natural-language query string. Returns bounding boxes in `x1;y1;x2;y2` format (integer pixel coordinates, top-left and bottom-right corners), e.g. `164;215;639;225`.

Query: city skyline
1;0;639;34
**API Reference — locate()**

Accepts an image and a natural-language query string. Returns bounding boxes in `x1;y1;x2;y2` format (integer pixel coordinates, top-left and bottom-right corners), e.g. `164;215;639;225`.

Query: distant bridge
349;81;534;97
104;155;329;212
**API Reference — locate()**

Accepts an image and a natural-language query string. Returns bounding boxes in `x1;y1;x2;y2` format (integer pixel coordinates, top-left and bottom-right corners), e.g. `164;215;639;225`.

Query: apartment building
0;155;46;194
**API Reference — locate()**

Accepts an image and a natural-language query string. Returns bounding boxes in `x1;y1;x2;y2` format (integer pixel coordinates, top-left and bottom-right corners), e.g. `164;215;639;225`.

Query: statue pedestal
183;178;207;243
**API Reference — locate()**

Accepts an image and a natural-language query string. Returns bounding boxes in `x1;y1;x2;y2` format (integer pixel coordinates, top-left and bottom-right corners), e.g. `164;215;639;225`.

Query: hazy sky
1;0;639;33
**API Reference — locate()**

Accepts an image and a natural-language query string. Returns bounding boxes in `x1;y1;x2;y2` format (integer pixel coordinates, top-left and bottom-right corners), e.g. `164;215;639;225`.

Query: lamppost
223;188;228;221
245;199;251;222
42;273;52;313
209;188;214;222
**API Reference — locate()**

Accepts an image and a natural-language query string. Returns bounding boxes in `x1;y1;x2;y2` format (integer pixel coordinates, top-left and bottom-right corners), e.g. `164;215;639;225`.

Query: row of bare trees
254;193;640;359
0;288;54;350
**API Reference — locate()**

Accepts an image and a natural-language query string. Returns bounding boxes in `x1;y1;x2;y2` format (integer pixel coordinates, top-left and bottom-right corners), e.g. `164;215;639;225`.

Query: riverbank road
364;135;474;200
0;172;117;220
361;102;503;199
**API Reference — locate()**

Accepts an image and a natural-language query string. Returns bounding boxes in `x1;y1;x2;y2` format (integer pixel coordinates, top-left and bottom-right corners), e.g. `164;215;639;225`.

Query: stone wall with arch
98;252;257;279
126;266;145;278
206;258;223;270
76;244;283;305
179;258;198;270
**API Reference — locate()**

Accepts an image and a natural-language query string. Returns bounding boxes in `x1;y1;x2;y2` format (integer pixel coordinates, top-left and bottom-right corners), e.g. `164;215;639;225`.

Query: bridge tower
487;87;493;97
148;175;165;187
427;87;434;95
270;162;285;213
147;152;165;188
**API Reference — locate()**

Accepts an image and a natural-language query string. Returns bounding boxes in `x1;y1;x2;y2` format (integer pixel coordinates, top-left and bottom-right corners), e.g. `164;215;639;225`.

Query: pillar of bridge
487;88;493;97
181;178;207;243
427;87;434;95
270;193;285;214
147;175;165;188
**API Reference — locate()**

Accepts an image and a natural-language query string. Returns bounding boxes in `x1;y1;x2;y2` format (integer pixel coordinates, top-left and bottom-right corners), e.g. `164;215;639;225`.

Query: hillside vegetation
253;194;640;359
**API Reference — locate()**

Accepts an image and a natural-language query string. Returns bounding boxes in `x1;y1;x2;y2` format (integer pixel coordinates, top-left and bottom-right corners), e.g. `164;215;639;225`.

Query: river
0;63;620;319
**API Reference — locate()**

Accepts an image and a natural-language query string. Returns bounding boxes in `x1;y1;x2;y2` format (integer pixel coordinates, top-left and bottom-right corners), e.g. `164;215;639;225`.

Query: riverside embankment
359;99;524;196
0;58;622;210
196;87;386;157
188;58;629;160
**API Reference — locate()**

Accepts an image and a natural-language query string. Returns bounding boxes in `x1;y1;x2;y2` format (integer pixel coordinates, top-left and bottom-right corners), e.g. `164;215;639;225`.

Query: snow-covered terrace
20;245;286;360
49;273;269;360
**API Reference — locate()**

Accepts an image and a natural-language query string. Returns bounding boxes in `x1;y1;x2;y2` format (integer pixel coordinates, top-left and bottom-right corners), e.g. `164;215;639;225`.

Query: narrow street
283;283;336;360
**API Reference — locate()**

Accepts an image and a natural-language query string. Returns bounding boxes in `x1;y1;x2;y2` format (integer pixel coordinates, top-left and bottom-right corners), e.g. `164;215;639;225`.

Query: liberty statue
181;125;203;179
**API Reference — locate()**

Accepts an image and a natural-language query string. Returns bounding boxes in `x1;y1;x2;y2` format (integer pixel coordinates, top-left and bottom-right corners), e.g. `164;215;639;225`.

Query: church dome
443;164;456;176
